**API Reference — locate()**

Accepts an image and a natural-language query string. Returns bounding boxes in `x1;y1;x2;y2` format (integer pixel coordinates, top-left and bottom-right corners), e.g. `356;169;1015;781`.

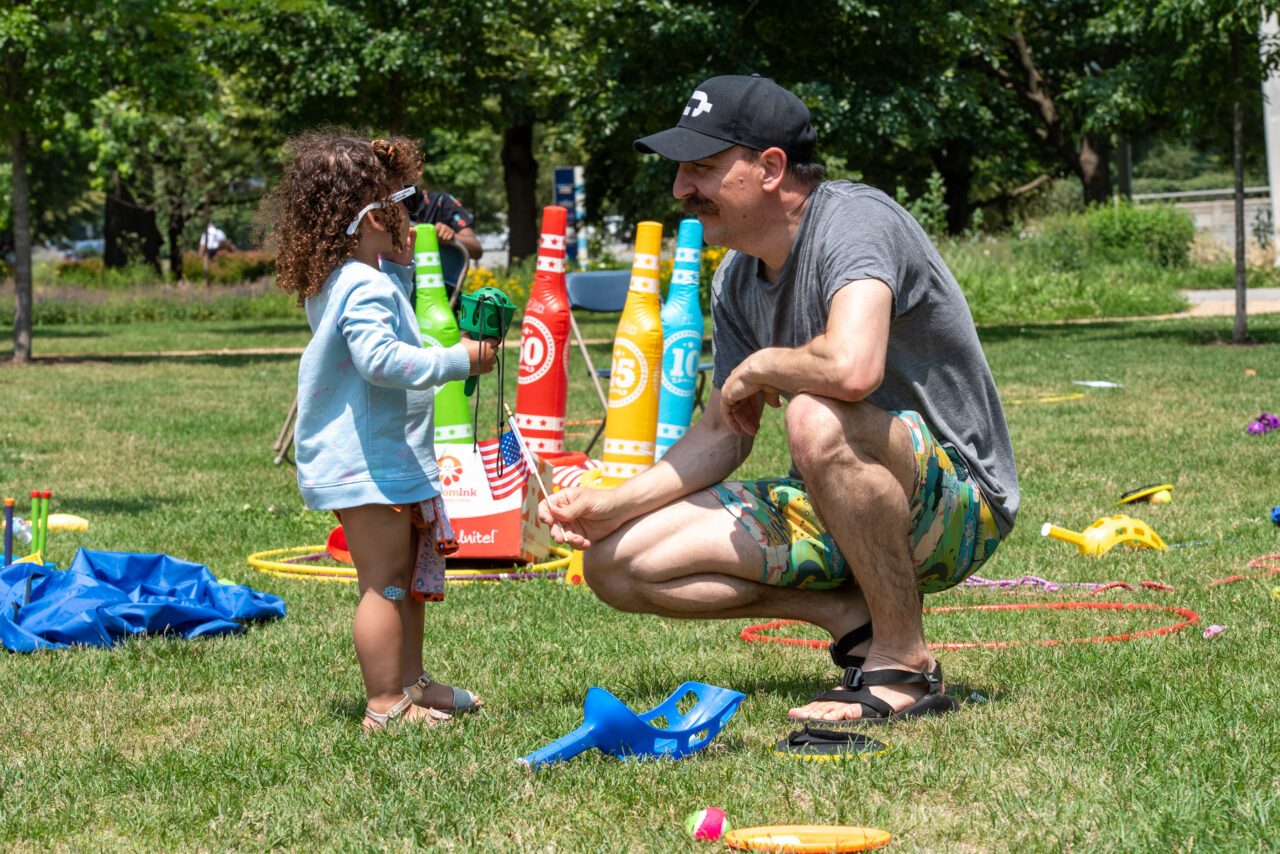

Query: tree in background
91;82;272;279
466;0;579;261
1;0;115;363
968;0;1161;206
571;0;1043;236
1149;0;1280;343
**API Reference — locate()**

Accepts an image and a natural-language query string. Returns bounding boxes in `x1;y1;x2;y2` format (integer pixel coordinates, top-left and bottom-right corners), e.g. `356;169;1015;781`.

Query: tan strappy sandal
363;692;451;730
403;671;483;716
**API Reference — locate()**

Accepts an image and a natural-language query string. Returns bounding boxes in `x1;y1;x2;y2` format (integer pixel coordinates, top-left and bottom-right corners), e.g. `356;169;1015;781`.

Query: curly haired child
262;131;497;729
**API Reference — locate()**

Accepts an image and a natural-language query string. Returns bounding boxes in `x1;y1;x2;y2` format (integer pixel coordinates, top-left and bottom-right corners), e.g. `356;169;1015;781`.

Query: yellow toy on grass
1041;514;1167;557
1119;483;1174;506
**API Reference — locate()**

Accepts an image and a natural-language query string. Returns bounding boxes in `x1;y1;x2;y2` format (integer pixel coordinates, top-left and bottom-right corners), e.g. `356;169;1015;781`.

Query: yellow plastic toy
565;550;586;585
46;513;90;533
1118;483;1174;506
1041;515;1167;557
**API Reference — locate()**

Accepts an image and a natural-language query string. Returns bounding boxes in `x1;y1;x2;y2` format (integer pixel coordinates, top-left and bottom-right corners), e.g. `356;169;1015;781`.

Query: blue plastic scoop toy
519;681;746;769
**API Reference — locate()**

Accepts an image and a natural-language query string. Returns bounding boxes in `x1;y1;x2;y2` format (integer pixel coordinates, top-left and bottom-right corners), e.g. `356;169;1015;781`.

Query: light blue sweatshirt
295;258;471;510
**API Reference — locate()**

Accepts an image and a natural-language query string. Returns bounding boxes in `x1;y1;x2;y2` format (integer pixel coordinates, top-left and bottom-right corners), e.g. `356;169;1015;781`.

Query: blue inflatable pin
656;219;707;460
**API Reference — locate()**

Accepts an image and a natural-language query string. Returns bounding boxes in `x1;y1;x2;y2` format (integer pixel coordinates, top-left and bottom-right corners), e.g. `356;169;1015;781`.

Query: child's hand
462;334;499;375
435;222;457;245
385;224;415;266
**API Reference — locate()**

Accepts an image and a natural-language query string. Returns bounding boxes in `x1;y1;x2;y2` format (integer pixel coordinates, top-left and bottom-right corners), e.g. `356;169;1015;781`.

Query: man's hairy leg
583;490;869;633
784;394;935;721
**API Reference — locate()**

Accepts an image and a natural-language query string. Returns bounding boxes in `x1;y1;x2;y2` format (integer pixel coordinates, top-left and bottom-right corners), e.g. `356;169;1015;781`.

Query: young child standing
263;132;496;729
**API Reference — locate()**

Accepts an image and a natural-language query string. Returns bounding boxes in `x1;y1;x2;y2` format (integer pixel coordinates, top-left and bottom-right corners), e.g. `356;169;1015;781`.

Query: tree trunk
1003;31;1114;206
167;212;186;281
502;121;538;262
10;129;33;364
104;172;163;273
1117;141;1133;200
1232;31;1248;344
932;142;973;235
1078;133;1113;205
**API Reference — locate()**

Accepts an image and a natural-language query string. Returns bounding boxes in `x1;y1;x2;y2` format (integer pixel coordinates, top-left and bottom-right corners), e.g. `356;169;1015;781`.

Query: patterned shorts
707;410;1003;595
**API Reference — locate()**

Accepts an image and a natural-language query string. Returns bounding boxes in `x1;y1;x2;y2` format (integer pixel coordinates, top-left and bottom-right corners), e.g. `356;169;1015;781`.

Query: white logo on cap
683;90;712;118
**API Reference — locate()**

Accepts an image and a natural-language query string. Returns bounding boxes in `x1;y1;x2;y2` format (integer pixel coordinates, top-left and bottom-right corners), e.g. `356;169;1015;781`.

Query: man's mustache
681;195;718;216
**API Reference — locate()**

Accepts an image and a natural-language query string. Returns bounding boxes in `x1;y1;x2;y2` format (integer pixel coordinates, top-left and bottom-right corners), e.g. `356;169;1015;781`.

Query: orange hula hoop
1205;553;1280;587
740;602;1200;651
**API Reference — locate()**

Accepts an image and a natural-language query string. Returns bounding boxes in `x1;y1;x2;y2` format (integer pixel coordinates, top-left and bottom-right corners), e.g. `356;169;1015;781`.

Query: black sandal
773;725;890;761
798;661;958;726
828;622;873;670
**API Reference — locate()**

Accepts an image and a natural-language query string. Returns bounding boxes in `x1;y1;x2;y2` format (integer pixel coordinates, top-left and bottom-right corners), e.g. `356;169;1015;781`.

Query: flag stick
502;403;551;503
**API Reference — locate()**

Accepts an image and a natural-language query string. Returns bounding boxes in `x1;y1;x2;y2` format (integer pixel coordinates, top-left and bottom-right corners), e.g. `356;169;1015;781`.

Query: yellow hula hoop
247;545;572;583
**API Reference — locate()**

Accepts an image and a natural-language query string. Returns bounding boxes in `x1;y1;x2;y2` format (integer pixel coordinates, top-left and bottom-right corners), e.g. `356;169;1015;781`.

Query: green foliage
1017;203;1196;273
51;251;276;288
179;251;276;284
1088;203;1196;267
52;259;157;289
945;237;1189;323
0;286;295;326
1132;141;1268;193
896;171;949;239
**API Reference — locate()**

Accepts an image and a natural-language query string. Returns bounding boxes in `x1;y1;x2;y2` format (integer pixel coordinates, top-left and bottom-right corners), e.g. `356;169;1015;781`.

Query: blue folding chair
566;270;631;453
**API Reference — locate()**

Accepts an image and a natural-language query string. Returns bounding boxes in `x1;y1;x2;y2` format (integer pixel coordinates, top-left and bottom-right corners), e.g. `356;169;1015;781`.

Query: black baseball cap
634;74;817;163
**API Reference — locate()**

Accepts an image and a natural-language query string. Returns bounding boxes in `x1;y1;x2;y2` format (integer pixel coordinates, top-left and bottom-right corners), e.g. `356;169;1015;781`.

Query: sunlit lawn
2;310;1279;851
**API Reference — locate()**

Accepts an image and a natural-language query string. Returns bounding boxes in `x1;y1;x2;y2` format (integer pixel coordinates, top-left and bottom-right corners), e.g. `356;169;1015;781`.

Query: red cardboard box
436;445;552;562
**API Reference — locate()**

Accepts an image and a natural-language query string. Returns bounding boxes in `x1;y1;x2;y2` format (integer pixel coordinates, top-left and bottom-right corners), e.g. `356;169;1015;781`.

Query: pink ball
684;806;731;841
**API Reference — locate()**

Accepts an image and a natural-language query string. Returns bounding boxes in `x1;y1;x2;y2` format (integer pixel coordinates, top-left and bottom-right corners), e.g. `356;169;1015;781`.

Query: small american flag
478;430;529;500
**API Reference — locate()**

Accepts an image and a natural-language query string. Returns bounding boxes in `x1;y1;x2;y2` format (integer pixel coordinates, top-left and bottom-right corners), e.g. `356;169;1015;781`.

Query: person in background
197;222;235;279
407;188;484;261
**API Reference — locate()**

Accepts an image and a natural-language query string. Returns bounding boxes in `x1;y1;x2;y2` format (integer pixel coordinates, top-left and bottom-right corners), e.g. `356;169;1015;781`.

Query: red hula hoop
740;602;1200;651
1205;554;1280;587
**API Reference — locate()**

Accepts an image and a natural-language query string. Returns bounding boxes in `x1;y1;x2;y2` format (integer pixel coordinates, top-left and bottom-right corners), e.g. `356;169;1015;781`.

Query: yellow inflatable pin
1041;514;1167;557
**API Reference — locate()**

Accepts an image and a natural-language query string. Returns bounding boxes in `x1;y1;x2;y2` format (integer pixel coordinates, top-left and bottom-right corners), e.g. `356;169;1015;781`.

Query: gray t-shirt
711;180;1019;535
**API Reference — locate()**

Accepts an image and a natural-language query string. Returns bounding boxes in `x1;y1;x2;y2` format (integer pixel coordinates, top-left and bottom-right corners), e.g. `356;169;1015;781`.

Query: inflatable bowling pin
599;221;664;486
655;219;705;460
514;206;572;456
413;225;472;445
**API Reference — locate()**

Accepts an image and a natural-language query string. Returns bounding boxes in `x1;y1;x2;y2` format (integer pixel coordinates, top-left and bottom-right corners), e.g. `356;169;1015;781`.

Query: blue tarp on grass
0;548;285;653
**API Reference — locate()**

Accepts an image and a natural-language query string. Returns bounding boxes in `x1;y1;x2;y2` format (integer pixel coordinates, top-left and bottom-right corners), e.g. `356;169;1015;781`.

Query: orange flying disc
724;825;892;853
326;525;352;564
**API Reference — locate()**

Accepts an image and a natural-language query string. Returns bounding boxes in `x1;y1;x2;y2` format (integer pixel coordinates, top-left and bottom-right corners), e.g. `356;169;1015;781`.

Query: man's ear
759;147;787;191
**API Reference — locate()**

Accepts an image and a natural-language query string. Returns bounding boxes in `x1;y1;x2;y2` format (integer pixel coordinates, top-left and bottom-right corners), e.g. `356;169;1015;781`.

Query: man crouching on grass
540;75;1018;724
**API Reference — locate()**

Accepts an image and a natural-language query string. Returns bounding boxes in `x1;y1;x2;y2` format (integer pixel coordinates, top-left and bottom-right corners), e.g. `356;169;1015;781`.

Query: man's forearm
456;230;483;260
743;337;880;403
606;414;751;523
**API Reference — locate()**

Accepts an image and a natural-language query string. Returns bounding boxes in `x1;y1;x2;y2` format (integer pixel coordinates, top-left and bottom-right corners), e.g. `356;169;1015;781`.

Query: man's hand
538;487;627;550
434;222;457;245
720;358;782;436
461;333;498;375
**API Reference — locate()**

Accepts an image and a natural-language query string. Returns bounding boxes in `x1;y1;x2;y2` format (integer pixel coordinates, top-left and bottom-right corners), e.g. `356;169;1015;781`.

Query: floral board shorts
707;410;1003;595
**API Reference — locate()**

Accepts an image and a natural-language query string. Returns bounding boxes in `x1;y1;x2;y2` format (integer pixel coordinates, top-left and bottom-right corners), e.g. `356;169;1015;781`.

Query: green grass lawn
2;312;1279;851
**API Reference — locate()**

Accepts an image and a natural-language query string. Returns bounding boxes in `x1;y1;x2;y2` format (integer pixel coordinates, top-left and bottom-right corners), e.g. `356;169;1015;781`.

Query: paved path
1178;287;1280;317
